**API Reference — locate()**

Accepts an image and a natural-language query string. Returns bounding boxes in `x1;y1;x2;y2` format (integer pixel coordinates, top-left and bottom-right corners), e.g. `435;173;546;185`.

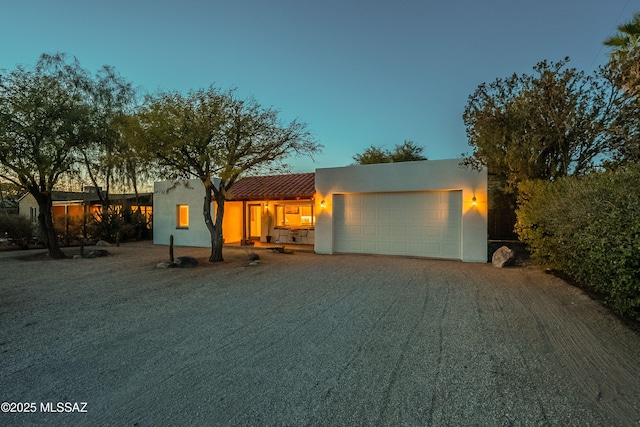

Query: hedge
515;164;640;319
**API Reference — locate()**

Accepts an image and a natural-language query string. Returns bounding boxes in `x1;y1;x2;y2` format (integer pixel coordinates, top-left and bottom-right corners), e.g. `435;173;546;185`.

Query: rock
86;249;110;258
492;246;516;268
174;256;199;268
96;240;111;246
156;262;175;268
249;261;260;266
248;252;260;261
73;255;83;259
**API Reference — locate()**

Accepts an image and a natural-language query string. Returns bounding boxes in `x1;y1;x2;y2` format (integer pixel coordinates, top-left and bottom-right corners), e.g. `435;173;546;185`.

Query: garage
333;191;462;259
315;159;487;262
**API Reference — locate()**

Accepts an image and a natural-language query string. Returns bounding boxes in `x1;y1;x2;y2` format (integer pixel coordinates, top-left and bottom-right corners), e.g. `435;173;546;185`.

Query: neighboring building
18;188;153;238
153;159;488;262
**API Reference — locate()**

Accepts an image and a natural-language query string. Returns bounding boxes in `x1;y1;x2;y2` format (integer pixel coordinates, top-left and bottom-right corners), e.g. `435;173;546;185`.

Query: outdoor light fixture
320;199;326;208
264;203;269;210
472;196;477;206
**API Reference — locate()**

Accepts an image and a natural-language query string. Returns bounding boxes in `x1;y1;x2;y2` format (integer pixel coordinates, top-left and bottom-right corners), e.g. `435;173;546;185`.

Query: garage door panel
334;191;461;259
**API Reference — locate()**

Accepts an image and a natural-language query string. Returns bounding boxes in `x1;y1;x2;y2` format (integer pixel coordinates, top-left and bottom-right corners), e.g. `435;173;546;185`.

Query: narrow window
176;205;189;228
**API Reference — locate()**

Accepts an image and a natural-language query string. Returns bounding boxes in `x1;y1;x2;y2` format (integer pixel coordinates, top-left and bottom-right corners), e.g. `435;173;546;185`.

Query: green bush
0;214;35;249
516;165;640;319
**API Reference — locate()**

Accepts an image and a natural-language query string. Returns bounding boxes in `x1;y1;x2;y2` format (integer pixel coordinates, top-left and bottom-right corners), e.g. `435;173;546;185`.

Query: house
19;188;153;239
153;159;488;262
154;173;316;247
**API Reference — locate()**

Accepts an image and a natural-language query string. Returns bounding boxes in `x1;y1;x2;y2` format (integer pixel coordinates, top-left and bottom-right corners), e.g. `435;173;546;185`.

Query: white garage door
333;191;462;259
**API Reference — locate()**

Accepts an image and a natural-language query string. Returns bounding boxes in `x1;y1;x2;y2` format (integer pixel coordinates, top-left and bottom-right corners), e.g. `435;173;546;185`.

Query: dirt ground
1;242;639;426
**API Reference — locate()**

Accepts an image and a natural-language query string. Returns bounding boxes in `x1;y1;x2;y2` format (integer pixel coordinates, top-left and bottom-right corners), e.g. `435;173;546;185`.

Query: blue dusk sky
1;0;638;172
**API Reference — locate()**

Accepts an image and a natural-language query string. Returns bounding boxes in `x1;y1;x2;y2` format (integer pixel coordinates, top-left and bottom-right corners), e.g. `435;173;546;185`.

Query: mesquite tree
137;86;320;262
0;53;134;258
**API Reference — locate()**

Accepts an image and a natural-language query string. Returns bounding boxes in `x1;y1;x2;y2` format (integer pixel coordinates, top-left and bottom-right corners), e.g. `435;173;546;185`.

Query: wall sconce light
471;196;477;207
264;203;269;210
320;199;326;208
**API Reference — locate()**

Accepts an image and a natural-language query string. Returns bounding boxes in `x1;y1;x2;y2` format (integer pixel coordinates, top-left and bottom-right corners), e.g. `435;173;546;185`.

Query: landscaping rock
249;260;260;266
86;249;110;258
492;246;516;268
174;256;199;268
96;240;112;246
156;262;175;269
248;252;260;261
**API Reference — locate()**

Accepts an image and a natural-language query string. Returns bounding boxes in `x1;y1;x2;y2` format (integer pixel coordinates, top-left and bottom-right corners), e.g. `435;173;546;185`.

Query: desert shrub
516;165;640;319
0;214;35;249
88;206;151;243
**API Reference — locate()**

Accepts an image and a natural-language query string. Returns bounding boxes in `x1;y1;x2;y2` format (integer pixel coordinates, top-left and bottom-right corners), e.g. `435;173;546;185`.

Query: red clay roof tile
227;173;315;201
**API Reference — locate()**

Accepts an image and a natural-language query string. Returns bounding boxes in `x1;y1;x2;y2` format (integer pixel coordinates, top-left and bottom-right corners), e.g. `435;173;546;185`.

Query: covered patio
225;172;316;246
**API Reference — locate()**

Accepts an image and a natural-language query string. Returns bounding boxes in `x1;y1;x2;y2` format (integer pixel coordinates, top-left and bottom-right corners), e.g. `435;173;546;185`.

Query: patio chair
277;228;290;244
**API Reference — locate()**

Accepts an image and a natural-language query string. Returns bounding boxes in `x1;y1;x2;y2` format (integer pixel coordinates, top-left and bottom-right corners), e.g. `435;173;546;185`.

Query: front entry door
248;204;262;240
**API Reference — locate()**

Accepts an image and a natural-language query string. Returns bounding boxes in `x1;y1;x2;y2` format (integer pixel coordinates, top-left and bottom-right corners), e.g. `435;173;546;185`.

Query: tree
138;86;321;262
353;140;427;164
604;12;640;166
0;53;133;258
605;12;640;97
462;58;624;193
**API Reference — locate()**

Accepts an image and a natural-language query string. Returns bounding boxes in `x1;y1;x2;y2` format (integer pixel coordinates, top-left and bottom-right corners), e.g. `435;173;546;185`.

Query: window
275;203;314;227
176;205;189;228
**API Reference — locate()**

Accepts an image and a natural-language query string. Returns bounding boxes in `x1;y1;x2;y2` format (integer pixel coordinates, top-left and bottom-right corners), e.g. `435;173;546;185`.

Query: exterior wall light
471;196;477;207
320;199;326;208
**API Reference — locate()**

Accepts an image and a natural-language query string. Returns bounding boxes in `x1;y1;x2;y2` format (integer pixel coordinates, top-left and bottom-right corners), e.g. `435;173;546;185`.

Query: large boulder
174;256;199;268
492;246;516;268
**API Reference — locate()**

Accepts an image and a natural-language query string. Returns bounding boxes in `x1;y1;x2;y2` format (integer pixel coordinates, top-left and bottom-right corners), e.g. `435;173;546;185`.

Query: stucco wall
314;159;488;262
153;179;244;247
154;179;213;247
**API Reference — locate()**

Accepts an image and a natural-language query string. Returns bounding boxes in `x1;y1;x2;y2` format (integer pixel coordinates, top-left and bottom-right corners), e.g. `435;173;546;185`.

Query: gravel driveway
1;243;639;426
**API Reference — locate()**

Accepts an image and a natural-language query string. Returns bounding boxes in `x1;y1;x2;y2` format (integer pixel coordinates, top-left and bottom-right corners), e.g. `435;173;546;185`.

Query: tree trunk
203;183;225;262
36;193;65;259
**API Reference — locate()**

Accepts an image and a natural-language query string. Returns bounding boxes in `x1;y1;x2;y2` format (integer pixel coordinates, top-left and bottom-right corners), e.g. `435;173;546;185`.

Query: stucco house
153;159;488;262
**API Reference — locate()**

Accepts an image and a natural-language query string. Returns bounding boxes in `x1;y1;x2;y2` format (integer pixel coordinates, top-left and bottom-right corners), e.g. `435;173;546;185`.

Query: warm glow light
471;196;477;206
320;199;326;208
264;203;269;210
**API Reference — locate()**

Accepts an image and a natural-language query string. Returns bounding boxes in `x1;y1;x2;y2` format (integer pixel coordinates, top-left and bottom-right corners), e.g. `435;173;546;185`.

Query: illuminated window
176;205;189;228
275;203;315;227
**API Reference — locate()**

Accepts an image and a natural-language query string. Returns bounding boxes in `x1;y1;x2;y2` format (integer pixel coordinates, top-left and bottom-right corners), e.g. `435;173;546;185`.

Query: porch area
224;240;314;253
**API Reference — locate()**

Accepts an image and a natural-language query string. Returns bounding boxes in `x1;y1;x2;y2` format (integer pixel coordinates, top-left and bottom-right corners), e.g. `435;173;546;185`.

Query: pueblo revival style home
153;159;488;262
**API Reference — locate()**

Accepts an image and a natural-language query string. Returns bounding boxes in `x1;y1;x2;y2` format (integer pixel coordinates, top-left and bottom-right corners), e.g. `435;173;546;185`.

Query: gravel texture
1;243;639;426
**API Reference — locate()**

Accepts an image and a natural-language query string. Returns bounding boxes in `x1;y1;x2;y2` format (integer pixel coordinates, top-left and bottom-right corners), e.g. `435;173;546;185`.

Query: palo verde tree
138;86;320;262
353;140;427;164
0;53;134;258
462;57;625;194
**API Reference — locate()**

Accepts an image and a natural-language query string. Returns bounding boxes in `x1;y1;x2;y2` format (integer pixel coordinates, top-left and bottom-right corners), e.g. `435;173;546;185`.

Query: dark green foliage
0;214;34;249
462;58;630;192
353;140;427;164
515;165;640;319
87;206;150;243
